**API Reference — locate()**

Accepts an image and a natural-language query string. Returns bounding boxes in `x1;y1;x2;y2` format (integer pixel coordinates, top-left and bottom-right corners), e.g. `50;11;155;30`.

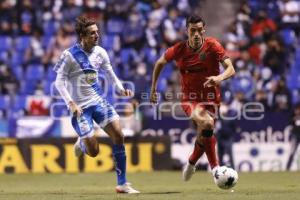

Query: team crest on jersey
84;69;97;85
199;52;206;61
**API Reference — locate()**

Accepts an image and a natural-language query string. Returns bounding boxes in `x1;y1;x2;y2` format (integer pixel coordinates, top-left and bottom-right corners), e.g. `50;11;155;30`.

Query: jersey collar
186;37;205;52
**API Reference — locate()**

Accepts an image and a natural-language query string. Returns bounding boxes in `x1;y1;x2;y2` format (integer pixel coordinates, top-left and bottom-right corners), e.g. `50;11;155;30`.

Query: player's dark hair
186;15;205;27
75;15;96;40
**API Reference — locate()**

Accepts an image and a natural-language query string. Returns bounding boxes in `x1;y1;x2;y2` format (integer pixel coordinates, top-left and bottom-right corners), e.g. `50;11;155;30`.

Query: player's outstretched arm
54;51;83;118
104;66;134;97
219;58;236;81
150;55;168;104
203;58;235;88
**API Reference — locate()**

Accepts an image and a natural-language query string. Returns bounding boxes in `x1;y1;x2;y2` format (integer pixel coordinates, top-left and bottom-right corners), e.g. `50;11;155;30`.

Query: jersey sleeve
99;48;112;70
53;50;72;75
211;39;227;62
99;48;124;93
164;42;182;62
54;50;73;105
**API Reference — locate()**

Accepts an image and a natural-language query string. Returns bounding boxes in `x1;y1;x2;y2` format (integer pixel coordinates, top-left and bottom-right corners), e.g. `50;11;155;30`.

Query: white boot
182;162;196;181
115;182;140;194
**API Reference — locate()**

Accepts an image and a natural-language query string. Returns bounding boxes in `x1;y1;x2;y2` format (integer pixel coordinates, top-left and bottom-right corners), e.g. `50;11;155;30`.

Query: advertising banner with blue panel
3;110;299;172
142;111;300;172
8;116;61;138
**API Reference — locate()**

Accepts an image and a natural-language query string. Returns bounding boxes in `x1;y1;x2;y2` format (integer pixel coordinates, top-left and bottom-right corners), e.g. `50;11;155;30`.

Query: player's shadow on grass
143;191;182;195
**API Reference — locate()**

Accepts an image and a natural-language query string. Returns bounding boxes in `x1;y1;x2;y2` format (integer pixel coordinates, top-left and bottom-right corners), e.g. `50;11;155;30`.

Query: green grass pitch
0;171;300;200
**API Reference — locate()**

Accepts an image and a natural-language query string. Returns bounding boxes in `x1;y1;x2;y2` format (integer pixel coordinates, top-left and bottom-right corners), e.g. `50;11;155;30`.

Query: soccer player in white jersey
54;16;140;194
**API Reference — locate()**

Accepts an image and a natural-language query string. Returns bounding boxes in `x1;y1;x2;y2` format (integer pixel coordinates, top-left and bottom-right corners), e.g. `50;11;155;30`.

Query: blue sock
79;139;88;154
112;144;127;185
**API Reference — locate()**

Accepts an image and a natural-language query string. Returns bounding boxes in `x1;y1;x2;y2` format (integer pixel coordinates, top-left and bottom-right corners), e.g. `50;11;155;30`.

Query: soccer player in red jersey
150;15;235;181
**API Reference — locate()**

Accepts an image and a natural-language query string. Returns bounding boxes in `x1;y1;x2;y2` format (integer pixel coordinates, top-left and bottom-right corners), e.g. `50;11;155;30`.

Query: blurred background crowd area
0;0;300;120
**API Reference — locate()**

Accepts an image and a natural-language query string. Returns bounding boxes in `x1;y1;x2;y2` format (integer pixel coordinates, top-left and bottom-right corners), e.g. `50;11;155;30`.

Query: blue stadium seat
157;78;167;92
0;51;8;63
280;28;296;48
46;66;57;81
101;34;117;50
51;99;69;117
144;47;158;64
120;48;132;64
292;89;299;104
0;95;10;110
295;48;300;67
106;18;125;34
11;51;25;66
11;65;24;80
26;64;45;81
161;63;173;77
231;76;255;98
12;95;27;111
43;20;57;37
0;36;12;52
42;34;53;49
15;36;32;51
43;79;54;95
266;1;280;20
19;80;37;95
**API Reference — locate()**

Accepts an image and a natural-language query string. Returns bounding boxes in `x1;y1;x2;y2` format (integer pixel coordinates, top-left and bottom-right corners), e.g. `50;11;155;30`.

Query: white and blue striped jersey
54;43;124;109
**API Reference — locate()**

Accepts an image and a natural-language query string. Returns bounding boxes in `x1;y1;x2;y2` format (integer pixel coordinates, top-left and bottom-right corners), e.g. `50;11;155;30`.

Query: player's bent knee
89;149;99;157
85;137;100;157
114;132;125;144
87;145;99;157
202;119;214;130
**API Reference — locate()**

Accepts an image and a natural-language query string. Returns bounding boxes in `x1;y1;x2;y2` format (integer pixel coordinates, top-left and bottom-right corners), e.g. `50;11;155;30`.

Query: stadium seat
231;76;255;98
287;65;300;89
266;1;280;20
106;18;125;34
51;99;69;117
292;89;300;104
280;28;296;48
10;51;25;66
0;95;10;110
26;64;45;81
46;66;57;81
0;36;12;52
42;34;53;49
0;51;8;63
15;36;32;51
144;47;158;64
43;80;50;95
43;20;58;37
157;78;167;92
120;48;133;64
295;48;300;67
19;80;37;95
11;65;24;81
161;63;173;77
12;95;27;111
101;34;119;51
248;0;261;15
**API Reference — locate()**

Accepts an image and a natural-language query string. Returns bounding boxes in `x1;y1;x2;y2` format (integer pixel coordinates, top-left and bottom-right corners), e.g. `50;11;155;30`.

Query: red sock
188;141;205;165
203;135;219;169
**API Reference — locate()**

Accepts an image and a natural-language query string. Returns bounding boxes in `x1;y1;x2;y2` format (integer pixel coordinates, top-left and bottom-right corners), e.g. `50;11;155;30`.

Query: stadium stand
0;0;299;127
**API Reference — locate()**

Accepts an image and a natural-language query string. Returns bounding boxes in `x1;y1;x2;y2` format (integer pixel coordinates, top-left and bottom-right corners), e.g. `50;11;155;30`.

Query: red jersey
164;37;227;105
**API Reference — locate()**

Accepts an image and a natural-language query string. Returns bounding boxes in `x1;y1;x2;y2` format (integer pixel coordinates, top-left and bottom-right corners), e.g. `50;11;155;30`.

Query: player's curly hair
75;15;96;40
186;15;206;27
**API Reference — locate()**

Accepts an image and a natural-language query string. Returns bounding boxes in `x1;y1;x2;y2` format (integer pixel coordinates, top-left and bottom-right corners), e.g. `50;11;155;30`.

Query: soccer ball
213;166;238;189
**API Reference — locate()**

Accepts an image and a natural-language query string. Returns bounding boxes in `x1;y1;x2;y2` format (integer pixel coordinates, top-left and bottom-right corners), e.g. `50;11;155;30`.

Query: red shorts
181;101;219;118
